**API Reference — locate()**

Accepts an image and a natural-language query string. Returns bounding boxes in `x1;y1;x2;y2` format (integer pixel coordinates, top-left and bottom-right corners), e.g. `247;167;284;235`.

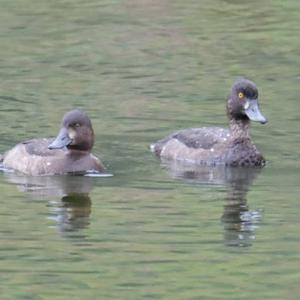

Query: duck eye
238;92;244;99
72;123;81;128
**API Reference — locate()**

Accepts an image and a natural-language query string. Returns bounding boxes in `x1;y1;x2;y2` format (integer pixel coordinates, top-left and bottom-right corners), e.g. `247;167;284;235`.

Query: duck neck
229;118;251;140
67;146;91;153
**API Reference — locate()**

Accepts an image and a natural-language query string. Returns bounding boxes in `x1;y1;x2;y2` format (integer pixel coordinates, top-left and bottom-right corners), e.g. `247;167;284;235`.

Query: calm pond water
0;0;300;299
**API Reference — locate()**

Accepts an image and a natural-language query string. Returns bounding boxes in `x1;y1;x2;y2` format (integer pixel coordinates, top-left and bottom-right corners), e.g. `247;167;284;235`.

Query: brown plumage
1;110;105;175
151;79;267;167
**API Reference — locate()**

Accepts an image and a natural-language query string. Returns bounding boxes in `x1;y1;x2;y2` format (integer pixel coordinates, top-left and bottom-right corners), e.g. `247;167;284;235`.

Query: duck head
48;109;94;152
227;78;267;124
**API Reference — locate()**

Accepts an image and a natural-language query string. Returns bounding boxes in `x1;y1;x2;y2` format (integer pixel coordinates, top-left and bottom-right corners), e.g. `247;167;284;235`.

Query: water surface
0;0;300;299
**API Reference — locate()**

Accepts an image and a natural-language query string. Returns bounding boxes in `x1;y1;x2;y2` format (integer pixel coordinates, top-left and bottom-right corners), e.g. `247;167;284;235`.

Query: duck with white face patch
1;109;105;176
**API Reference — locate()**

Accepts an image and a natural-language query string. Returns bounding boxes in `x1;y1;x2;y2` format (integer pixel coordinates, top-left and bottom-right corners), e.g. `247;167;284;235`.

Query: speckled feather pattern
151;124;265;167
151;79;266;167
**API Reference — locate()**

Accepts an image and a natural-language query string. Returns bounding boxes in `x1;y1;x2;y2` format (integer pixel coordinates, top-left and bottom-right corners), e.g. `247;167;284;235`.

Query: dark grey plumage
151;79;267;167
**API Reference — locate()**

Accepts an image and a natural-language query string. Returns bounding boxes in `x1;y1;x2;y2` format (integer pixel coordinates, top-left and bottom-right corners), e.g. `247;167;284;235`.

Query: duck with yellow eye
235;89;267;124
151;78;268;167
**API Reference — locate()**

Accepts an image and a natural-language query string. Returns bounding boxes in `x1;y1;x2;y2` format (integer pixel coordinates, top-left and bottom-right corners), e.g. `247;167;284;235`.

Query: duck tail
150;142;163;157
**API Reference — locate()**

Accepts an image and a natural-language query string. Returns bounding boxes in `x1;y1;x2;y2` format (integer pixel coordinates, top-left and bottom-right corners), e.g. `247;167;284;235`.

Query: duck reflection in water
52;193;92;234
2;173;95;236
160;159;262;247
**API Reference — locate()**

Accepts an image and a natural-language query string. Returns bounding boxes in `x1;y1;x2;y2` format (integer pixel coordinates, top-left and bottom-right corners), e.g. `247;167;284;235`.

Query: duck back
2;139;104;176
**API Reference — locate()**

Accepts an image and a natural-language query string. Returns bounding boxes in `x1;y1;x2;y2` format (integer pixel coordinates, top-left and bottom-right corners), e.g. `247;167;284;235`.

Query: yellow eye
238;92;244;99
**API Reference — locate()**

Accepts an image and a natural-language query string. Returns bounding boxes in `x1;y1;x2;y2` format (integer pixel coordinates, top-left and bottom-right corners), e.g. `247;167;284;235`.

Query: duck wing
152;127;230;156
173;127;230;149
22;138;64;156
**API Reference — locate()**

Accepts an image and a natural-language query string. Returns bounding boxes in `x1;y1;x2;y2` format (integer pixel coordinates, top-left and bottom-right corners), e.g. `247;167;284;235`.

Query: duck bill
48;128;72;150
245;99;267;124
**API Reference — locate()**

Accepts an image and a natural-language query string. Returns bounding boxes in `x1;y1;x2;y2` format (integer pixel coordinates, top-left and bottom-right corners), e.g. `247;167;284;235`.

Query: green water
0;0;300;299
